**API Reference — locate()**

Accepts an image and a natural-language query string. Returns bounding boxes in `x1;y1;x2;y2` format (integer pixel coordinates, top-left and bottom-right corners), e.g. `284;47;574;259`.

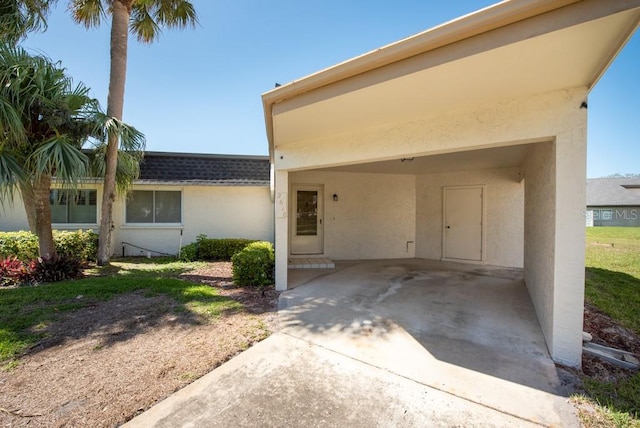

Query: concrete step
288;258;335;269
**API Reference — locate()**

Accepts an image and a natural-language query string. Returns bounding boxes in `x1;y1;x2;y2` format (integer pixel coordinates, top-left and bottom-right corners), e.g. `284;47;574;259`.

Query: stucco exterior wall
523;142;556;354
521;106;587;367
0;184;102;233
1;184;274;258
416;167;524;268
0;195;31;231
112;185;274;256
273;89;587;171
274;87;588;366
290;170;416;260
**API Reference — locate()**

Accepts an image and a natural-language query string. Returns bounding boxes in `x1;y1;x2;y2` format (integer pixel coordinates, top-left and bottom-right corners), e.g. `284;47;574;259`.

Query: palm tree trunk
32;174;56;259
97;0;130;265
19;182;38;232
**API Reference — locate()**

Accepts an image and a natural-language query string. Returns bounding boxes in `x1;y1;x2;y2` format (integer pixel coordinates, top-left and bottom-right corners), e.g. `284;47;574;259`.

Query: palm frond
94;113;146;152
69;0;104;28
0;96;27;145
0;143;27;205
0;0;55;43
29;136;89;186
156;0;197;28
90;143;143;194
130;3;160;43
130;0;197;43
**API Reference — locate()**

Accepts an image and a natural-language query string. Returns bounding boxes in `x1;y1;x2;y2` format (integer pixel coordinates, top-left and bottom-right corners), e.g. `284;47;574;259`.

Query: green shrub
0;231;39;261
179;235;256;261
0;230;97;262
29;254;84;283
231;241;275;287
54;230;98;261
179;242;198;262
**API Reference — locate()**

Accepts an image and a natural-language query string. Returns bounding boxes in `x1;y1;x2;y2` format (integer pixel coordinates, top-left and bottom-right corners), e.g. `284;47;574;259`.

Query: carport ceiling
266;2;640;147
319;144;531;175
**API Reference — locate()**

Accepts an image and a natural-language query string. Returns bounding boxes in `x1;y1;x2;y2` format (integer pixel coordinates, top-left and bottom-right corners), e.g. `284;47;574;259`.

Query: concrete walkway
124;259;580;427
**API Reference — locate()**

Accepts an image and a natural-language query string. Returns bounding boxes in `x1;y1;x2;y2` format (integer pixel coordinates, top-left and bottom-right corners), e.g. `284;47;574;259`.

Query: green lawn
0;258;242;367
579;227;640;427
585;227;640;334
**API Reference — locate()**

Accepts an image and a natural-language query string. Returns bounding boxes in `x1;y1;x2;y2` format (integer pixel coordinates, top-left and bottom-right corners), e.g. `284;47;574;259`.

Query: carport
262;0;640;366
280;259;578;426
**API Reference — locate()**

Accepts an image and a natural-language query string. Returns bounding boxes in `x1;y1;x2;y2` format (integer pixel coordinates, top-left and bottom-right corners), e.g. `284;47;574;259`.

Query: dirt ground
0;262;280;428
580;303;640;383
0;263;637;427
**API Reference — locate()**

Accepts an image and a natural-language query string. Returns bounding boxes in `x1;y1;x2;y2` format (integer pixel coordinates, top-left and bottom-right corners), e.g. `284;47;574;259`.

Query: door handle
446;226;451;229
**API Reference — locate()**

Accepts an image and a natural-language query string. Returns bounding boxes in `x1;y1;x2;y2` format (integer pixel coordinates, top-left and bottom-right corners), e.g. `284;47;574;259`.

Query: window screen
50;189;97;223
126;190;181;223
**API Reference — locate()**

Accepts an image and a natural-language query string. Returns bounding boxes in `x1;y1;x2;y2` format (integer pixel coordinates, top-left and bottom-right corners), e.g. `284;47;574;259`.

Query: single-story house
262;0;640;367
0;152;274;256
586;177;640;227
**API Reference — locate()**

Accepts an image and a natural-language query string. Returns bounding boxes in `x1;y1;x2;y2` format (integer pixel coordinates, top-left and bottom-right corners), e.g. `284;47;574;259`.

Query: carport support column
274;170;289;291
524;96;587;368
551;127;587;367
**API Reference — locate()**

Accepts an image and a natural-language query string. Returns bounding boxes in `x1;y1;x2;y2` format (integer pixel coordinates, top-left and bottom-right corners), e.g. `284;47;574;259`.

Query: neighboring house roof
587;177;640;206
137;152;270;186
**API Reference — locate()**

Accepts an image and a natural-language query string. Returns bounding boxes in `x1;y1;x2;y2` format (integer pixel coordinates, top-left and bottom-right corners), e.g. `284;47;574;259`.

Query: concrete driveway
124;259;579;427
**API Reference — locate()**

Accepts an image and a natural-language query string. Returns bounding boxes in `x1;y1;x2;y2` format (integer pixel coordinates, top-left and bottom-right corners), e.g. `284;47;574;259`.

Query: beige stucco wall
0;184;102;233
416;167;524;268
523;142;556;354
290;171;416;260
274;87;588;366
112;184;274;256
0;195;31;231
273;90;585;170
1;184;274;258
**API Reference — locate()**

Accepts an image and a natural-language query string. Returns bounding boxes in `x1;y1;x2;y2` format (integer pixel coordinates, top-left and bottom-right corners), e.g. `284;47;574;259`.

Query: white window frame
50;188;99;227
124;189;183;226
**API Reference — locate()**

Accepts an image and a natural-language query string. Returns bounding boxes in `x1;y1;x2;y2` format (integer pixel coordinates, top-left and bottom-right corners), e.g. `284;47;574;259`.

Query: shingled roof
587;177;640;207
137;152;270;186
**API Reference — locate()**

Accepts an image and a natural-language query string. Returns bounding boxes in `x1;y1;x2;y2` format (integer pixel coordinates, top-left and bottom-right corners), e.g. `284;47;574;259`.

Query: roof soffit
265;0;640;149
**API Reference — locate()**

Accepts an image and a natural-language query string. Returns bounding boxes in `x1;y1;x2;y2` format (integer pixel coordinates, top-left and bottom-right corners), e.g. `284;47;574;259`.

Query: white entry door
443;186;484;261
291;185;324;255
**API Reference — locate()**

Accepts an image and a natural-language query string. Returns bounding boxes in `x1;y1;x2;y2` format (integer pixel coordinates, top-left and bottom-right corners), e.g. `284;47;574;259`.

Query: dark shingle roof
136;152;270;186
587;177;640;206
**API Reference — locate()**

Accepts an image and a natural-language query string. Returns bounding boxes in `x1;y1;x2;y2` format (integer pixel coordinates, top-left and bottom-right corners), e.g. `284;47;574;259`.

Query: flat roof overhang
262;0;640;167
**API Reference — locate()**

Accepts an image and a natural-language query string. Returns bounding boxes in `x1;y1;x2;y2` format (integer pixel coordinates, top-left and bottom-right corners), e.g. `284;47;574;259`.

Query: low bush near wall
29;255;84;283
180;235;256;262
0;254;84;286
0;231;39;261
231;241;275;287
0;257;30;287
0;230;98;262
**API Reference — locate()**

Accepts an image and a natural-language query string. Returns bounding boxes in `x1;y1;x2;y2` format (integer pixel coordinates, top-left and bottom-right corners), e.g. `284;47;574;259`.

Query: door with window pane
291;185;323;254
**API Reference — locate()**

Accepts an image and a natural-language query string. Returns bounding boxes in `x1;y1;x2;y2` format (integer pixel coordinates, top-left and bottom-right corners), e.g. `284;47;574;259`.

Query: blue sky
23;1;639;178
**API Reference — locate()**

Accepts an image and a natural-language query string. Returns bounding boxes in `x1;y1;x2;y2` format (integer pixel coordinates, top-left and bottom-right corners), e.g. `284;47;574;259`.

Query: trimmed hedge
231;241;275;287
180;235;256;261
0;230;98;262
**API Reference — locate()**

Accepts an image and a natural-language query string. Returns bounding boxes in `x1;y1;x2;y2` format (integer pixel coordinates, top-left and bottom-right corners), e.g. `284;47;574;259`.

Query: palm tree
70;0;198;264
0;0;54;44
0;44;144;258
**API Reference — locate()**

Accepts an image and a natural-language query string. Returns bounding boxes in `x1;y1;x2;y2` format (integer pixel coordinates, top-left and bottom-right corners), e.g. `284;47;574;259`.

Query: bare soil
0;262;279;428
580;303;640;383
